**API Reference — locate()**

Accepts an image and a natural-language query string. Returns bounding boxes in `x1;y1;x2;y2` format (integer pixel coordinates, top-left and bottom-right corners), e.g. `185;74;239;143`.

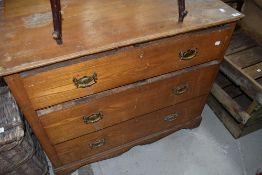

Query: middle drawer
40;62;219;144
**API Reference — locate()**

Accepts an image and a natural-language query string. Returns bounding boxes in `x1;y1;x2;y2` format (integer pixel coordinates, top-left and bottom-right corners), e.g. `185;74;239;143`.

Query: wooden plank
226;29;257;56
0;0;243;76
208;95;262;138
246;101;259;114
211;83;251;124
3;74;62;167
246;102;262;126
242;62;262;79
207;95;242;138
225;46;262;68
220;60;262;103
240;120;262;137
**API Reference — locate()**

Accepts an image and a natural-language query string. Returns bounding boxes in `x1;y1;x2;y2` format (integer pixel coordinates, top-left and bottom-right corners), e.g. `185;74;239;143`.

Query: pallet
209;72;262;138
208;30;262;138
221;29;262;104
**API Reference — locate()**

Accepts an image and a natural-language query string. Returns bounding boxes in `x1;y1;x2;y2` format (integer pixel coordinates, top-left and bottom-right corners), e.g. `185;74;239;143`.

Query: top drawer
21;25;233;109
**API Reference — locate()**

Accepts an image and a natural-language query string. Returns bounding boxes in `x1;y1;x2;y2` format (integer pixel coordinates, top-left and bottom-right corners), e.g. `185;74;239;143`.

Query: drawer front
22;25;232;109
41;63;219;144
55;95;207;164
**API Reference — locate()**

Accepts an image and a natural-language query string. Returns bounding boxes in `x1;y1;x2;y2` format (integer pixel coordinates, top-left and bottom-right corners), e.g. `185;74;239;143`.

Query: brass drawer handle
83;112;103;124
164;113;178;122
89;139;105;149
173;84;189;95
73;72;97;88
179;48;198;60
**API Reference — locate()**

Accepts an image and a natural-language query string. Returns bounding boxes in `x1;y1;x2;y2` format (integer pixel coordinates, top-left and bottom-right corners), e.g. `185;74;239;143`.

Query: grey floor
54;105;262;175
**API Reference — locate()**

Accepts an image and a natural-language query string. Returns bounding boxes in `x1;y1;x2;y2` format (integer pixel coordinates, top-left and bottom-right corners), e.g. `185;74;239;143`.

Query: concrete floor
52;105;262;175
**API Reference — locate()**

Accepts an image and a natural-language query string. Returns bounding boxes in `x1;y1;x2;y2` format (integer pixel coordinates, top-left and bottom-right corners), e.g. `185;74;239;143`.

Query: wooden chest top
0;0;243;76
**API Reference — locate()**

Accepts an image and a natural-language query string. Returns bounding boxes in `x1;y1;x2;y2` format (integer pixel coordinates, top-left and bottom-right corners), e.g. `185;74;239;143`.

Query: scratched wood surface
0;0;243;76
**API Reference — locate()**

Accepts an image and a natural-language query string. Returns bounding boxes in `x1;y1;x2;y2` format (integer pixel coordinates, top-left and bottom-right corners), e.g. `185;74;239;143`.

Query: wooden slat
208;95;262;138
242;62;262;79
250;108;262;123
225;46;262;68
240;120;262;137
220;60;262;104
226;29;257;56
211;83;251;124
208;95;242;138
246;101;259;114
215;71;255;111
0;0;243;76
246;102;262;126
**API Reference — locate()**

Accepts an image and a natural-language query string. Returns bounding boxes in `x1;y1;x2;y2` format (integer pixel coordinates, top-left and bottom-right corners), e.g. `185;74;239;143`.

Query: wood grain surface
54;116;202;175
22;26;231;109
0;0;243;76
54;95;207;165
40;63;219;144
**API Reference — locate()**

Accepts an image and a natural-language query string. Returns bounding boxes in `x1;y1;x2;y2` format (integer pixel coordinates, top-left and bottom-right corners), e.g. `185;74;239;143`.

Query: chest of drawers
0;0;243;174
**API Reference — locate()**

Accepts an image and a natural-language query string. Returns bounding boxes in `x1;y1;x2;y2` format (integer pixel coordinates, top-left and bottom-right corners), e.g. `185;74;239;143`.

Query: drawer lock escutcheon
89;139;105;149
173;84;189;95
83;112;103;124
73;72;97;88
179;48;198;60
164;113;179;122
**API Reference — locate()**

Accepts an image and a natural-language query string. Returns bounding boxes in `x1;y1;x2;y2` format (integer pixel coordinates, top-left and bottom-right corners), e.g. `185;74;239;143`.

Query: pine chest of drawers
0;0;243;174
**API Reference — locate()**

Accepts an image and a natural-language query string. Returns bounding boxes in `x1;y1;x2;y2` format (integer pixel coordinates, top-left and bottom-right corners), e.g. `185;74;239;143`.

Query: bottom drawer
55;95;207;164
